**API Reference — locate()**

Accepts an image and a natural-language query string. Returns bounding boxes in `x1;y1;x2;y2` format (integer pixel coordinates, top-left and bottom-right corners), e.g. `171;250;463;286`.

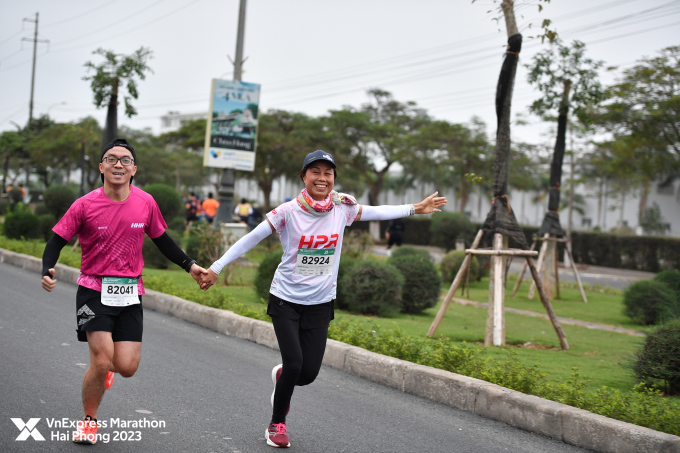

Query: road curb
5;248;678;453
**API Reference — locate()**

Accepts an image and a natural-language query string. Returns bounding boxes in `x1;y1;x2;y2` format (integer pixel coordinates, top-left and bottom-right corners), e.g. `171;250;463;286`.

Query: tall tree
71;117;103;193
25;123;80;187
160;118;210;192
406;117;492;213
526;39;604;238
0;130;23;193
595;45;680;216
252;110;320;212
83;47;153;150
599;45;680;160
325;89;430;206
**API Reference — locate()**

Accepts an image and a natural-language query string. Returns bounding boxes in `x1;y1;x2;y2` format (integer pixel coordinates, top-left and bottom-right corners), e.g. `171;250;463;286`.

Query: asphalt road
0;261;590;453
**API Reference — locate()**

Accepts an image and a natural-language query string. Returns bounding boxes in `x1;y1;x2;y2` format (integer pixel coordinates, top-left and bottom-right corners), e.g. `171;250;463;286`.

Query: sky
1;0;678;146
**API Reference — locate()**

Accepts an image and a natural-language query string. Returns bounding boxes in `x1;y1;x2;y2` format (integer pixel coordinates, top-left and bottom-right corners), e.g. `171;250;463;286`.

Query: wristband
184;259;196;273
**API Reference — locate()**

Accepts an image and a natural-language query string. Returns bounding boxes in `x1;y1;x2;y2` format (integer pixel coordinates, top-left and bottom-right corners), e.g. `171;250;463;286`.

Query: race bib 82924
294;248;335;276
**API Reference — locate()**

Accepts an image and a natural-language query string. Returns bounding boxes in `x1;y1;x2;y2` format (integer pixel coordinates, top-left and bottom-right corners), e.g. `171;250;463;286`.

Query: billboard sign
203;79;260;171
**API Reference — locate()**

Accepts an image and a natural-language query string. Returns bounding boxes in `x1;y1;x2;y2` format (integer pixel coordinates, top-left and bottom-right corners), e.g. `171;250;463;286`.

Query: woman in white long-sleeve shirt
200;149;447;448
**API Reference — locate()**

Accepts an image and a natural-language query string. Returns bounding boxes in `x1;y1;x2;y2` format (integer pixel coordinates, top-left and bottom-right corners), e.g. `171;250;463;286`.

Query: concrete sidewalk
2;247;677;453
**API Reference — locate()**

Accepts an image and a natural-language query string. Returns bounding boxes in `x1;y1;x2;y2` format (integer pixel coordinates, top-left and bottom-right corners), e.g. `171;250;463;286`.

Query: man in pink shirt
41;138;208;444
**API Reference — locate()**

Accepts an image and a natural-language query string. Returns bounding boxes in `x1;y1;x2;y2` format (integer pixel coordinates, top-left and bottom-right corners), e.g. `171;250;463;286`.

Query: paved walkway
450;297;645;337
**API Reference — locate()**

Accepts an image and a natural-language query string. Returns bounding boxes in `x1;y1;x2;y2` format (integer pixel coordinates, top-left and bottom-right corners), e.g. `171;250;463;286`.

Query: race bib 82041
101;277;139;306
294;248;335;276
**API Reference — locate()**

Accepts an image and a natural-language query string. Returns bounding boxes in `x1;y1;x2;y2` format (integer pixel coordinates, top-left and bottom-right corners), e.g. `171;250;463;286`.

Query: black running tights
270;316;328;423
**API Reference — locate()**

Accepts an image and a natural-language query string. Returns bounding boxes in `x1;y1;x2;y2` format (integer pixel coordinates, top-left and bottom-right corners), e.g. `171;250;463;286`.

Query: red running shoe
105;371;114;390
270;364;289;414
73;417;98;444
265;422;290;448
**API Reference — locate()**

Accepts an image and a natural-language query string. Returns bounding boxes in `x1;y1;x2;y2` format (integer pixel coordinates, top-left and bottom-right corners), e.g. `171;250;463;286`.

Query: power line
42;0;121;29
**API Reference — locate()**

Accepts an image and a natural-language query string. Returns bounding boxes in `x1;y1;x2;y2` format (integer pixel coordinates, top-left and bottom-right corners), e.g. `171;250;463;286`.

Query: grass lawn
0;237;652;393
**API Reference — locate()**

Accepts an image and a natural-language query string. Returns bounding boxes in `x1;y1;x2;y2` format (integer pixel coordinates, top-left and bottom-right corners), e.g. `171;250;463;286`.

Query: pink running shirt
53;186;167;294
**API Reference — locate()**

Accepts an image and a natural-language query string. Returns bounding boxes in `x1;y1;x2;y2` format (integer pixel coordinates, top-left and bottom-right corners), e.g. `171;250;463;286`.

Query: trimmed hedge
389;246;431;261
340;260;404;317
3;208;41;239
440;249;480;283
388;254;441;314
634;319;680;396
43;185;76;220
143;183;183;220
253;249;284;300
623;280;680;325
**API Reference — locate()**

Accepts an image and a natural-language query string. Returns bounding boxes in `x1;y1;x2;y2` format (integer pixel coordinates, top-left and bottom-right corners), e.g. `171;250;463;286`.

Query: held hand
189;263;209;286
42;268;56;292
414;191;447;215
199;269;219;291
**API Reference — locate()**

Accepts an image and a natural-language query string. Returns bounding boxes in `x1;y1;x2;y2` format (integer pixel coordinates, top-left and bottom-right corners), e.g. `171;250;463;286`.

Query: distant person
386;218;405;249
197;149;447;448
202;192;219;224
40;138;208;444
185;192;200;227
247;205;263;231
234;198;253;223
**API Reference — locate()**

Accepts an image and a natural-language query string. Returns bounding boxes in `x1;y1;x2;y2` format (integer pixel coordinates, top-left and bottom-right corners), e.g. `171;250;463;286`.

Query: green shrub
143;184;183;220
634;319;680;396
342;229;374;260
8;186;24;204
167;216;186;235
340;260;403;317
143;233;173;270
34;203;49;216
654;270;680;296
184;222;224;269
253;249;284;300
388;255;441;314
336;256;360;310
389;246;431;261
3;207;41;239
440;249;480;284
430;212;475;251
0;198;9;215
38;214;56;241
43;185;76;220
623;280;680;325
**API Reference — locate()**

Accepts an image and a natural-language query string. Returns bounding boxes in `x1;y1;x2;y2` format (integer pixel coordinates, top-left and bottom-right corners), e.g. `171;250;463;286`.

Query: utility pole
22;12;49;125
215;0;247;224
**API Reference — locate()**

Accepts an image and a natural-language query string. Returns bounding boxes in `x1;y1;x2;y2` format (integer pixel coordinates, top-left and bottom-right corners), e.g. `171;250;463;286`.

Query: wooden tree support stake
427;229;484;338
525;255;570;350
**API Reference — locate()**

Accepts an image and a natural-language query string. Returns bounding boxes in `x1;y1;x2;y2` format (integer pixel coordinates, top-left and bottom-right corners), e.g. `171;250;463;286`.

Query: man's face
99;146;137;187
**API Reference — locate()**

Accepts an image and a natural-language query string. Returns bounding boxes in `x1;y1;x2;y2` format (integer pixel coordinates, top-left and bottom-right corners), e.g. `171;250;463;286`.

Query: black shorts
267;294;334;329
75;286;143;343
388;233;403;247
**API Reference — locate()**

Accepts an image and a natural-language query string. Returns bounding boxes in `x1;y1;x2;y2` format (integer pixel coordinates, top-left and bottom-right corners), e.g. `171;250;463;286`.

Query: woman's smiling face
302;161;335;201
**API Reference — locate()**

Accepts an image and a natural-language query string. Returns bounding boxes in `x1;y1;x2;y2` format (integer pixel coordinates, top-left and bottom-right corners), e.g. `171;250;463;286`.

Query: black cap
302;150;335;170
100;138;136;184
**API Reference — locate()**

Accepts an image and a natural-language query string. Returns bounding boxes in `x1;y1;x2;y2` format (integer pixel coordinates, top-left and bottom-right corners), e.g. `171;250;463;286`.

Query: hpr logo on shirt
130;223;145;228
298;234;339;249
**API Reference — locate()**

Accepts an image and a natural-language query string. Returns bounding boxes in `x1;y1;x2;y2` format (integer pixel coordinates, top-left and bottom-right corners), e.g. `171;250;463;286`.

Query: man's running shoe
270;364;289;414
265;422;290;448
105;371;115;389
73;417;98;444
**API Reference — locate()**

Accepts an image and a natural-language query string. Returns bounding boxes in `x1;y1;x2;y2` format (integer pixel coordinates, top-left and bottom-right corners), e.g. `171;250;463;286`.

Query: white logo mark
11;418;45;441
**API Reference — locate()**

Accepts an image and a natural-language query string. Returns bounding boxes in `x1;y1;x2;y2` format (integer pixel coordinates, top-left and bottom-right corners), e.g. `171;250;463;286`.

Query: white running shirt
266;199;360;305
